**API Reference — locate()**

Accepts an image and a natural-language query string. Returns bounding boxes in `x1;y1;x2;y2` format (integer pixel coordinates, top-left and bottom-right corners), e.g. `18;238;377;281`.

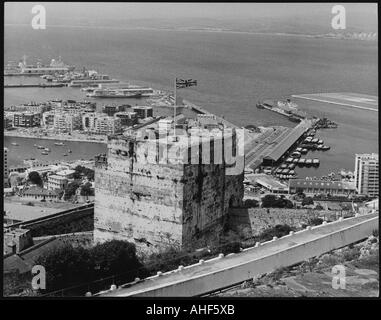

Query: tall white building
354;153;379;197
4;147;9;181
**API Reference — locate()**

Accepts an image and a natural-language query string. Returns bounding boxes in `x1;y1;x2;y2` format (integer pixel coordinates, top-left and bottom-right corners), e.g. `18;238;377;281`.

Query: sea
4;25;378;177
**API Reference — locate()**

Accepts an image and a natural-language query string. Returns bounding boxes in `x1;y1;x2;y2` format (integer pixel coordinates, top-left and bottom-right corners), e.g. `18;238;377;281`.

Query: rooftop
48;174;69;181
250;174;288;190
22;186;60;196
56;169;76;176
289;179;356;190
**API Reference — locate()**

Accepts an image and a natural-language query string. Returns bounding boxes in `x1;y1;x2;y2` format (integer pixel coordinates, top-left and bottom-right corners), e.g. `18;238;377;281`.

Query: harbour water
4;25;378;177
4;136;107;167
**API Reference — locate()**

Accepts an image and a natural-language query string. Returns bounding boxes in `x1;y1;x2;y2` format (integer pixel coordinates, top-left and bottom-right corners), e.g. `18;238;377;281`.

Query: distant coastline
4;24;377;42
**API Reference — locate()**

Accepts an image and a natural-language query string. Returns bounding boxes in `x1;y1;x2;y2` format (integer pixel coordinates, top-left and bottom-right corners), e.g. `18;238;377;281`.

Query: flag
176;78;197;89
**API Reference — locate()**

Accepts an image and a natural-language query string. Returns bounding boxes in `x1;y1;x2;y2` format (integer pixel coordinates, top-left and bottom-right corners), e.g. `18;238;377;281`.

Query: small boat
291;151;301;158
37;145;45;149
54;142;65;146
317;139;323;145
289;170;295;175
11;142;19;146
33;144;38;147
63;153;68;156
316;145;323;150
301;148;308;154
280;164;288;169
282;169;290;174
306;159;313;165
298;158;306;165
44;148;50;152
293;158;299;163
41;151;49;155
296;147;302;152
313;158;320;166
286;157;294;163
68;149;72;153
288;163;296;169
322;145;330;151
311;138;319;144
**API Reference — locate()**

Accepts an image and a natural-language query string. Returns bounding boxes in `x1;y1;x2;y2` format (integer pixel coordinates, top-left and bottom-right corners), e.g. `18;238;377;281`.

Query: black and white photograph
2;1;379;304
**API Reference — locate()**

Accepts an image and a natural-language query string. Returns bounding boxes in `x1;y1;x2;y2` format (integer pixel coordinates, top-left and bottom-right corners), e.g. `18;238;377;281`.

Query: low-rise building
56;169;76;179
249;174;289;194
289;179;356;196
21;186;61;201
48;175;69;190
4;228;33;255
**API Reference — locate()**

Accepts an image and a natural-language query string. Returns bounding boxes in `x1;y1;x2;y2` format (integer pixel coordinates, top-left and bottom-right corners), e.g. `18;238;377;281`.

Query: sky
4;2;378;32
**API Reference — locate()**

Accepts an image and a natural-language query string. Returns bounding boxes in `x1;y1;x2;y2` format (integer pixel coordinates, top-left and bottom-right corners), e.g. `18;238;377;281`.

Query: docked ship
256;98;307;122
54;142;65;146
87;86;154;98
18;56;74;75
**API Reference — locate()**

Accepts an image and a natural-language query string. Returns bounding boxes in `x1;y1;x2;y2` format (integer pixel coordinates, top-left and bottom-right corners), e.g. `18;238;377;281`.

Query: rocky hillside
216;235;379;297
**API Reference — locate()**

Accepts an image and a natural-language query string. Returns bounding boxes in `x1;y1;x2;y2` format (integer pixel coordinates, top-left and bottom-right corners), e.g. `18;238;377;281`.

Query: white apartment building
95;116;122;135
53;112;82;133
82;113;98;132
48;174;69;191
82;113;121;135
354;153;379;197
42;111;56;128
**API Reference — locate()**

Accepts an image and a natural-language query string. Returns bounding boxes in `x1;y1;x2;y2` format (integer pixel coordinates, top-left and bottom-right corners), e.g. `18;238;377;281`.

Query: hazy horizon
5;2;378;34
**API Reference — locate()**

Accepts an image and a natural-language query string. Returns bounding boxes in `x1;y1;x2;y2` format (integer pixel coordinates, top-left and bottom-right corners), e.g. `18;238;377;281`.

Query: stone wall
229;207;352;237
15;207;94;237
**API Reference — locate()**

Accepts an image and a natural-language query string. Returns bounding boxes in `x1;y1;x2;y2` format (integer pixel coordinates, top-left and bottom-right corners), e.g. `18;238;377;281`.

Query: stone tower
94;125;244;254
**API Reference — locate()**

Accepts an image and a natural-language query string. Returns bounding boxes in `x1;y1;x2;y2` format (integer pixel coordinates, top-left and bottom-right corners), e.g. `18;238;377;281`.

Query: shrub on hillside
256;224;295;242
35;240;143;293
261;195;294;209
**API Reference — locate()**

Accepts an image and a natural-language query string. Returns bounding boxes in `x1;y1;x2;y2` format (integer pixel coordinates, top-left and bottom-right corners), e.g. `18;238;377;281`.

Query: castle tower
94;126;244;254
